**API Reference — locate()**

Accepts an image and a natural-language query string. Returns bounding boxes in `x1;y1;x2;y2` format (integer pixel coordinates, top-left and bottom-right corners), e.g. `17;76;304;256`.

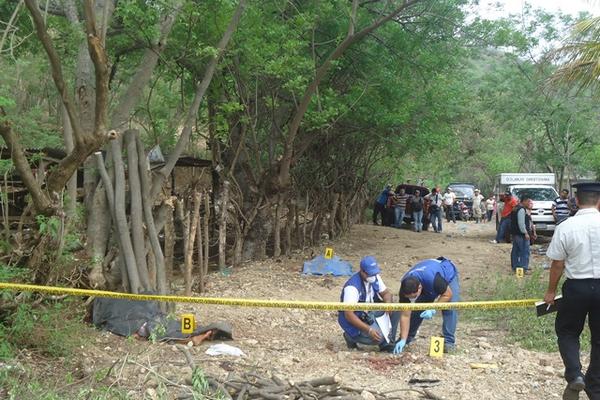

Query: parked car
447;183;476;221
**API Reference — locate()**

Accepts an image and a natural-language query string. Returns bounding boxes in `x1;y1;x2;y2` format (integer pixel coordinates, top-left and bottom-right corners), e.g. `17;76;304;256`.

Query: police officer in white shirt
544;182;600;400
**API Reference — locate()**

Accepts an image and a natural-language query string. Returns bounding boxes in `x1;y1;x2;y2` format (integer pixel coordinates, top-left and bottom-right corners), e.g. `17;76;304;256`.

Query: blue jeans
511;233;530;270
413;210;423;231
495;217;510;242
394;207;405;227
430;208;443;232
407;275;460;346
349;311;401;346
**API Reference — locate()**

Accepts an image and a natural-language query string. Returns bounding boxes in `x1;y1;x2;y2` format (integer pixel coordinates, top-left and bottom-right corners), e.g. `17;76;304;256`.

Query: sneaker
343;332;358;349
443;344;456;354
489;240;498;244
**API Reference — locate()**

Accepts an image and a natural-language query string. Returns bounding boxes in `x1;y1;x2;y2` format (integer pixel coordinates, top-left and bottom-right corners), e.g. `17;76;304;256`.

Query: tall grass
464;269;590;352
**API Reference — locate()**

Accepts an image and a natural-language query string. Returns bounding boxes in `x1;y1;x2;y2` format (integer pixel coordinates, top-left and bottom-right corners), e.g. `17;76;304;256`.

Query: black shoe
563;377;585;400
379;343;395;353
343;333;358;349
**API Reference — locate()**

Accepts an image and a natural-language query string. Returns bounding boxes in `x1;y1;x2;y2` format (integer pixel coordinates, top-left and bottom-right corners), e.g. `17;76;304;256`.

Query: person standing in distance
394;257;461;354
543;182;600;400
553;189;572;225
373;184;392;225
510;195;533;273
338;256;400;352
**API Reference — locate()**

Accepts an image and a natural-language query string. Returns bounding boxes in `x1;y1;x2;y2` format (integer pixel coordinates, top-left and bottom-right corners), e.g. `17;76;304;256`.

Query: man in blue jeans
394;257;460;354
338;256;400;352
427;188;444;233
510;195;532;272
492;191;518;243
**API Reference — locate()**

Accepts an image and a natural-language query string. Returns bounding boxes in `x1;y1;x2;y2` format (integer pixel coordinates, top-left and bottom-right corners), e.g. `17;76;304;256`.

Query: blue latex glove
420;309;436;320
393;339;406;354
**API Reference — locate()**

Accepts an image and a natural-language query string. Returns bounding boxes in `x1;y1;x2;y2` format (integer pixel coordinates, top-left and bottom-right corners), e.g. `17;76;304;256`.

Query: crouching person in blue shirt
394;257;460;354
338;256;400;352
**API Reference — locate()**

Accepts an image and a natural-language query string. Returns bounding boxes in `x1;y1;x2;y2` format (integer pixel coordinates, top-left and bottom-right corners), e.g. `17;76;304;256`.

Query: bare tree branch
150;0;247;200
0;0;23;54
23;0;85;146
0;109;52;214
83;0;110;138
110;0;184;131
278;0;423;189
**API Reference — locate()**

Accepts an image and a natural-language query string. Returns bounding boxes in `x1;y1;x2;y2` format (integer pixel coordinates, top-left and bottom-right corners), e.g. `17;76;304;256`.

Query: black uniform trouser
556;279;600;398
372;202;385;224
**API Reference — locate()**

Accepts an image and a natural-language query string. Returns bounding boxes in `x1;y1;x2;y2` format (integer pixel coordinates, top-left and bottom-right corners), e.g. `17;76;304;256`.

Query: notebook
535;295;563;317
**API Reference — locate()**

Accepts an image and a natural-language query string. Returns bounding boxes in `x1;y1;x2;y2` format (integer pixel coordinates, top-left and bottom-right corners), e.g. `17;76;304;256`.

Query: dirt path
26;221;575;399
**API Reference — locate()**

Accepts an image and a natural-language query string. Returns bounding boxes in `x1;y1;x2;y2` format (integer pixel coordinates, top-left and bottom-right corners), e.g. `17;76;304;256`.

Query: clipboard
375;313;392;343
535;295;563;317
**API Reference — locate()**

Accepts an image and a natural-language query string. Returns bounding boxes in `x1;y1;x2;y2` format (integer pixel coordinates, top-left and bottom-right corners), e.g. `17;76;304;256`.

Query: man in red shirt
491;191;518;243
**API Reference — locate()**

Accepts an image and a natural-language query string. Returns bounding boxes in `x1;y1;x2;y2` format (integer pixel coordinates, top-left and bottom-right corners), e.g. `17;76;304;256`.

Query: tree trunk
135;134;167;296
176;198;189;278
233;218;243;266
219;181;230;270
196;205;203;283
285;199;294;257
200;193;210;292
311;212;321;245
185;191;201;295
147;246;156;289
273;195;283;257
94;151;131;292
302;192;309;249
108;140;143;293
164;204;175;283
329;193;340;240
124;130;149;286
61;104;77;218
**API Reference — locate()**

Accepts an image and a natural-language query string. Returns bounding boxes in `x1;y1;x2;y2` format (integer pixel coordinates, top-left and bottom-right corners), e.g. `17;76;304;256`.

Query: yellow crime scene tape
0;281;539;311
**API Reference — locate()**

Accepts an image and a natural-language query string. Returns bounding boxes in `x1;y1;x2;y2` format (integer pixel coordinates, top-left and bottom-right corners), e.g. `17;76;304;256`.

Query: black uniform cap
573;182;600;193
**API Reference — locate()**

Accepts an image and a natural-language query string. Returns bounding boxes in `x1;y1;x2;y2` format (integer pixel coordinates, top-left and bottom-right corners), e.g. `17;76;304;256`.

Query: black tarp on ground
91;297;232;342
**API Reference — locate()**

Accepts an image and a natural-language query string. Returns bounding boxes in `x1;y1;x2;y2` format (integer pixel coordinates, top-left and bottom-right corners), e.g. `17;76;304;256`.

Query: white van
496;174;559;233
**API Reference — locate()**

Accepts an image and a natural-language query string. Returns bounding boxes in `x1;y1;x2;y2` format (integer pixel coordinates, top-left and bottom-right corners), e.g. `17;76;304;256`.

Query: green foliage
0;369;132;400
36;215;61;239
191;367;210;398
464;269;590;352
191;366;227;400
0;300;89;359
0;263;28;282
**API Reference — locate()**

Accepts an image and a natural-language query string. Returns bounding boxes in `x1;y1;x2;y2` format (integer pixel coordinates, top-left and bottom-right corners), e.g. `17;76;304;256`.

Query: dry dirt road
37;221;581;399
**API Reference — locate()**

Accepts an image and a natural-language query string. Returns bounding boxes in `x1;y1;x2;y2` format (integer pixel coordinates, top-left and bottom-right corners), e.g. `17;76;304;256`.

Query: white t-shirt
443;192;455;206
486;198;495;211
546;208;600;279
342;275;387;303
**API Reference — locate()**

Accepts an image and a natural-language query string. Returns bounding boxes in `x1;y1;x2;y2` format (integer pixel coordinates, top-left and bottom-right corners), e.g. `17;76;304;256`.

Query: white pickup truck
496;173;559;233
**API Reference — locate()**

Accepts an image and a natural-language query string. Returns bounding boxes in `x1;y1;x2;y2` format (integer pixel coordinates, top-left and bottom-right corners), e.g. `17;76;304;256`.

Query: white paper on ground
375;313;392;343
205;343;245;357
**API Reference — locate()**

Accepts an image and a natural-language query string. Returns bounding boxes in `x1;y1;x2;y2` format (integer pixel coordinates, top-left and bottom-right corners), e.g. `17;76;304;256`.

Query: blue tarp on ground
302;255;353;276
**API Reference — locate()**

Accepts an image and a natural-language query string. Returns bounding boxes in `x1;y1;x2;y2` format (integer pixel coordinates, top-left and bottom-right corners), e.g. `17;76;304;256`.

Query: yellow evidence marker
429;336;444;358
324;247;334;259
181;314;195;334
515;268;524;278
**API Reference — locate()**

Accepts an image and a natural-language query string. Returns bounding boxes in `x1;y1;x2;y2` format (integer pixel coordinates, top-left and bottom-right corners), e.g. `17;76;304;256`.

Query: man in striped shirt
553;189;571;224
